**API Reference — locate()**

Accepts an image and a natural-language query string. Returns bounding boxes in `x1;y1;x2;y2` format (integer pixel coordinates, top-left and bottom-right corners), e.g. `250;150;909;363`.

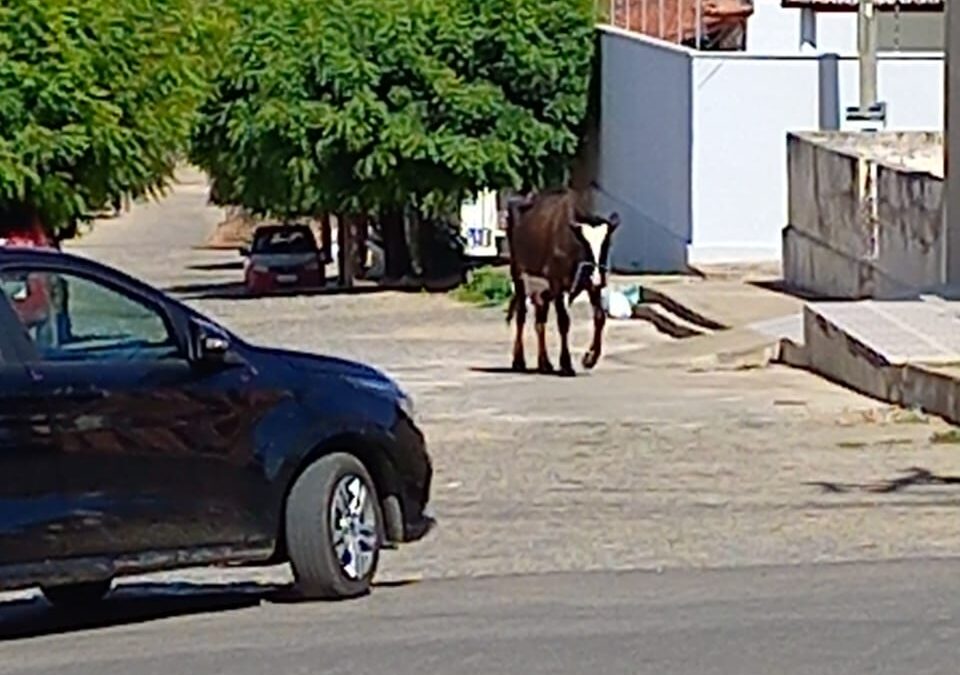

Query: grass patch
891;408;929;424
836;440;867;449
930;429;960;445
837;441;867;450
450;266;513;308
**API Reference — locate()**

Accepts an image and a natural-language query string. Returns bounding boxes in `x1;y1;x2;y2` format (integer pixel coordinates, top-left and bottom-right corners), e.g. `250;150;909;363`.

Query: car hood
255;346;403;397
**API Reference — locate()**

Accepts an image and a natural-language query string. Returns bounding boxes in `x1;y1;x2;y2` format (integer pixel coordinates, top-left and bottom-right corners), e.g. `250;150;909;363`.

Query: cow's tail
504;195;525;325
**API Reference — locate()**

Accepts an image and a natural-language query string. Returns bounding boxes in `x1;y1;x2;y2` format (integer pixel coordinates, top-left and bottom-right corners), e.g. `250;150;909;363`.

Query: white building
596;0;944;271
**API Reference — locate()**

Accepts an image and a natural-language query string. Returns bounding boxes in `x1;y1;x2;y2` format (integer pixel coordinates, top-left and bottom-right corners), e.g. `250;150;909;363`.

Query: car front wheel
41;579;112;608
285;453;382;600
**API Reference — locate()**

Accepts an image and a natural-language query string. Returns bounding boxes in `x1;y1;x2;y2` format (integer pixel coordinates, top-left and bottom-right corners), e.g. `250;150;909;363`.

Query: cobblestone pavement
23;174;960;593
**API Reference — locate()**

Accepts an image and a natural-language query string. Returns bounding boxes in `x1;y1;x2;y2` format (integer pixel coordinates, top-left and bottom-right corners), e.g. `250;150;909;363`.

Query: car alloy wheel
285;452;382;599
329;474;378;580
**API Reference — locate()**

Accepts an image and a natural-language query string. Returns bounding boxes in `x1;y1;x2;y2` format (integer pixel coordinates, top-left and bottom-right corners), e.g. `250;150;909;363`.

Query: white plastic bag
604;288;633;319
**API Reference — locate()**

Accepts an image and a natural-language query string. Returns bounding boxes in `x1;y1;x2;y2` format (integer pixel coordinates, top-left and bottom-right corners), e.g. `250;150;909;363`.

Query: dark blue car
0;247;434;605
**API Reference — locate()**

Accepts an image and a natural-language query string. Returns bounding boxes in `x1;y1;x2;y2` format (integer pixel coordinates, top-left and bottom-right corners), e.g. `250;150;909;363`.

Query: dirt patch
201;208;259;250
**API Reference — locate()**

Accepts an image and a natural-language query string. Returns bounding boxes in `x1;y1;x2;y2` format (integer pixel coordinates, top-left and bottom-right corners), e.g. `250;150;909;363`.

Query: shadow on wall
593;29;693;273
594;185;691;273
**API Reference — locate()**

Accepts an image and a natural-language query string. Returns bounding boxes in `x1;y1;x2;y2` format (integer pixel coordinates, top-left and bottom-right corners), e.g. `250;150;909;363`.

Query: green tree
0;0;224;239
191;0;596;278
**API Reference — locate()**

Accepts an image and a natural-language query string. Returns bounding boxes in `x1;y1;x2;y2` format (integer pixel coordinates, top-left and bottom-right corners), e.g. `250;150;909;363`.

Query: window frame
0;263;188;365
0;292;32;366
252;225;319;255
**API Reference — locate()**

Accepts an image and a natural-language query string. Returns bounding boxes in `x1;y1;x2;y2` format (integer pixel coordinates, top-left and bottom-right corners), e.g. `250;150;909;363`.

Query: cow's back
507;190;581;277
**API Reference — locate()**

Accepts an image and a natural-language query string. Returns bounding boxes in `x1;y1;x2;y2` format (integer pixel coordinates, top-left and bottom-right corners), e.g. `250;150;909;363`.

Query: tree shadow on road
164;279;460;302
187;261;245;272
807;467;960;494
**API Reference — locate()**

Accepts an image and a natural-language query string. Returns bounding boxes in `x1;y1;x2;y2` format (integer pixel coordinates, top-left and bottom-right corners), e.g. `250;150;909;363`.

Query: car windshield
252;228;316;254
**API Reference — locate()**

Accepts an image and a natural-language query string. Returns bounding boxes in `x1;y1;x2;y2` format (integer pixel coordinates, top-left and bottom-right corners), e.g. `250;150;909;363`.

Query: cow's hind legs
555;295;575;377
511;280;527;372
535;298;554;374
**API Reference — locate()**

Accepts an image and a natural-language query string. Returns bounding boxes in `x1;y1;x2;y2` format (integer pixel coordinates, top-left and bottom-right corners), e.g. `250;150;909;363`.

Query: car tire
285;453;382;600
41;579;112;608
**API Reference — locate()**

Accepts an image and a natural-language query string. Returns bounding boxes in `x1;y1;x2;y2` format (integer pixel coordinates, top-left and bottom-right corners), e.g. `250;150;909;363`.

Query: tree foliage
190;0;596;220
0;0;225;235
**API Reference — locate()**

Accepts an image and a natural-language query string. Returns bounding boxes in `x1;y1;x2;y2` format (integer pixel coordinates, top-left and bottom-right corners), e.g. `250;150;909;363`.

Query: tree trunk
336;214;356;288
381;208;412;282
406;206;425;279
319;213;332;264
355;214;369;276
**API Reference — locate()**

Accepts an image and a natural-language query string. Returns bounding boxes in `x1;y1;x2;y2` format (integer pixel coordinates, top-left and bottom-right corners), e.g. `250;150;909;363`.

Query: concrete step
630;302;711;339
640;287;728;331
637;278;804;329
796;299;960;424
805;299;960;365
607;326;785;371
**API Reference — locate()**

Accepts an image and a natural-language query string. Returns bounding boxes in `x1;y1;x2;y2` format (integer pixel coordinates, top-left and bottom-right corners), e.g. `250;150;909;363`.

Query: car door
0;262;278;561
0;284;63;566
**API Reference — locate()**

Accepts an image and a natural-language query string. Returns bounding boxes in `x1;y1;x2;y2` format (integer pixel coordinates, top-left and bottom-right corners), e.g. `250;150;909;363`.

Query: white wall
598;29;693;272
691;53;943;262
596;27;942;269
691;56;821;260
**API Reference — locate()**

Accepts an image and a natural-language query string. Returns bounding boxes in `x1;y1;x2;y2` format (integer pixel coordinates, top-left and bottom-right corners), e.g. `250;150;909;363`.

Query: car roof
0;245;92;266
0;247;166;299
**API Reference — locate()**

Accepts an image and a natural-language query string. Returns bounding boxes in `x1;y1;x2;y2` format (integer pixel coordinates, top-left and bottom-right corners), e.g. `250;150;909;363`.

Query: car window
0;268;180;363
252;228;316;254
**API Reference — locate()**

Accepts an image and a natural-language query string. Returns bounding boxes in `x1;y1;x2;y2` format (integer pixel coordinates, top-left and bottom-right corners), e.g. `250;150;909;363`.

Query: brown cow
505;189;620;377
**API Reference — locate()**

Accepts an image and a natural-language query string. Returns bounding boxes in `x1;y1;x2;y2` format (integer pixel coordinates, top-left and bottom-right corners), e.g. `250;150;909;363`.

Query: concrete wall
783;131;945;298
876;162;945;289
597;28;693;272
946;0;960;286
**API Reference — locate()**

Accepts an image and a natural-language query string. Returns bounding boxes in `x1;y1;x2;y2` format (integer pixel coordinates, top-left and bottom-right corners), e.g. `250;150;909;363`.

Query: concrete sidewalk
608;264;805;370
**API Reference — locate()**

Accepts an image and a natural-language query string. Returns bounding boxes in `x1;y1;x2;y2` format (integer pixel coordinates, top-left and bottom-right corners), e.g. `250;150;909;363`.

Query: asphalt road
0;559;958;675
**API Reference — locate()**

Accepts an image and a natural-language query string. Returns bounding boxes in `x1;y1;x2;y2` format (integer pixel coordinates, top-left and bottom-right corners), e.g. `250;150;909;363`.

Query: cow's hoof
537;360;555;375
582;350;599;370
559;365;576;378
512;357;527;372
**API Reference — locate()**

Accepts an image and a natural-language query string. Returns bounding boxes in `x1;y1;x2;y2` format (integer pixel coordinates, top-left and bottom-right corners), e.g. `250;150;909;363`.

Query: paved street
3;173;960;670
1;561;959;674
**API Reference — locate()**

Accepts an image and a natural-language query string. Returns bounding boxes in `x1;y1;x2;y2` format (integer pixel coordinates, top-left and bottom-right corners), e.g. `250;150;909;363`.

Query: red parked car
242;224;326;295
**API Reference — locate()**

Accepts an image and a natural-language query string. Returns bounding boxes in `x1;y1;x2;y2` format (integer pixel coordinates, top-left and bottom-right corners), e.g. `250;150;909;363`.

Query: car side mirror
190;319;244;369
239;245;250;257
201;333;231;358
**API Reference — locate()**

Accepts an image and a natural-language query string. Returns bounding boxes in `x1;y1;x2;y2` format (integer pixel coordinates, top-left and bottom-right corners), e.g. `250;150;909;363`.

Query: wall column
945;0;960;285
